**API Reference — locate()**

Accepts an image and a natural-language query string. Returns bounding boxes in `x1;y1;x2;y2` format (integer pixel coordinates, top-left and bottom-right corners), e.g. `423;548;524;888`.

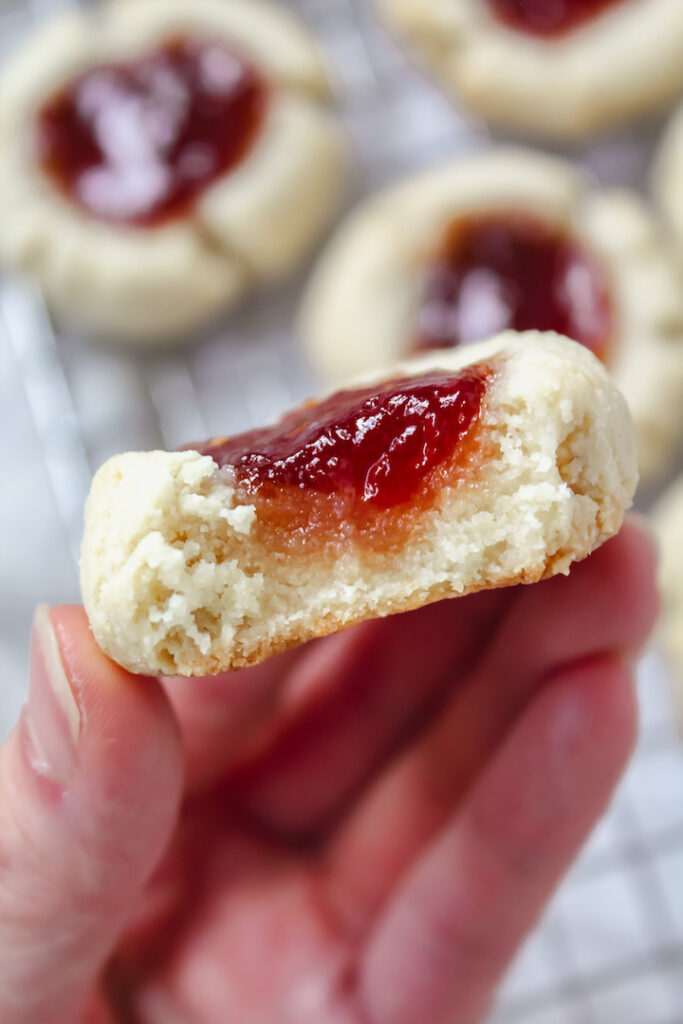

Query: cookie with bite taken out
81;331;636;677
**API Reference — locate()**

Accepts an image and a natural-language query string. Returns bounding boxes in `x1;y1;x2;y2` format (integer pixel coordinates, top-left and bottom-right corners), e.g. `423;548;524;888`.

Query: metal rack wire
1;1;683;1020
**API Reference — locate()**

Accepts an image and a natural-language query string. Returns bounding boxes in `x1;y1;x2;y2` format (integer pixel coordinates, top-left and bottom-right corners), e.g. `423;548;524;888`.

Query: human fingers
359;655;637;1024
0;606;183;1024
327;519;657;922
162;647;302;793
220;589;510;834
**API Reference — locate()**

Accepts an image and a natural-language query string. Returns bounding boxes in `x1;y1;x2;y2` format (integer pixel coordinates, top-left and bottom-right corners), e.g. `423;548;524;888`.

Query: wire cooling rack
1;1;683;1021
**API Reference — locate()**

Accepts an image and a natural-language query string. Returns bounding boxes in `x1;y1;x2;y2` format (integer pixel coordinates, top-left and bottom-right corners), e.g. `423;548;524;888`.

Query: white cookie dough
301;149;683;482
0;0;348;342
654;476;683;725
81;331;636;676
377;0;683;139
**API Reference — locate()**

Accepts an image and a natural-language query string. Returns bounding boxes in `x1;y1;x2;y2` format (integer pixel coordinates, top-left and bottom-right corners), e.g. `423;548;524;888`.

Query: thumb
0;605;183;1024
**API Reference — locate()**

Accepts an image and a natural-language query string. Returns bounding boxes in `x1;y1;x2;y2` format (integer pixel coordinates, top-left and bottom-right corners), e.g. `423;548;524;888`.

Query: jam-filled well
197;365;491;550
416;211;613;363
485;0;627;38
35;37;267;226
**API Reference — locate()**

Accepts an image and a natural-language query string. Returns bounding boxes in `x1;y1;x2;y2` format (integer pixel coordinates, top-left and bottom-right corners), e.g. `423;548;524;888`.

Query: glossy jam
197;366;490;549
35;38;267;226
416;212;613;363
485;0;626;38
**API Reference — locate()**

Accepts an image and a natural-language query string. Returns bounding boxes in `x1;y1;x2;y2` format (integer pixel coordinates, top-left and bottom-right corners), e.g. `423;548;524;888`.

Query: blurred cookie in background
654;101;683;258
0;0;348;344
376;0;683;140
654;477;683;731
301;149;683;483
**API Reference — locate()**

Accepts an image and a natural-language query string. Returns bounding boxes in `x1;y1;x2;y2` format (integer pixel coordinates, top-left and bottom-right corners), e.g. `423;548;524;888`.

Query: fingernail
26;605;81;785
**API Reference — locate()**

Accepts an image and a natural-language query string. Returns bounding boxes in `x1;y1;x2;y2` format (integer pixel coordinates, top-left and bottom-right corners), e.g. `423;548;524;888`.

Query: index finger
161;646;303;793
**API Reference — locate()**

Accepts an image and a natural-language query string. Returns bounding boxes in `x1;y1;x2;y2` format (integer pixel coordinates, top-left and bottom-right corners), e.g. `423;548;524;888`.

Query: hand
0;520;657;1024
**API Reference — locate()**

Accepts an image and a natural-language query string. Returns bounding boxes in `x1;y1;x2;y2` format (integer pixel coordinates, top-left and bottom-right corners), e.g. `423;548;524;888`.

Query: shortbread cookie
81;331;636;677
654;477;683;713
654;102;683;257
377;0;683;139
301;150;683;482
0;0;347;342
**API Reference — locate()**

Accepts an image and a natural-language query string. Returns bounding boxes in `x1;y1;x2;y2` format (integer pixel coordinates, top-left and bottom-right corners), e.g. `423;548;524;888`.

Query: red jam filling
197;366;491;548
416;212;613;363
485;0;627;38
35;37;267;227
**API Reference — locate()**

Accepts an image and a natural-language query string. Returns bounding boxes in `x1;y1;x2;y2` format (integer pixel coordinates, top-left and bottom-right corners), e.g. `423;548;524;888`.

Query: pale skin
0;520;658;1024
